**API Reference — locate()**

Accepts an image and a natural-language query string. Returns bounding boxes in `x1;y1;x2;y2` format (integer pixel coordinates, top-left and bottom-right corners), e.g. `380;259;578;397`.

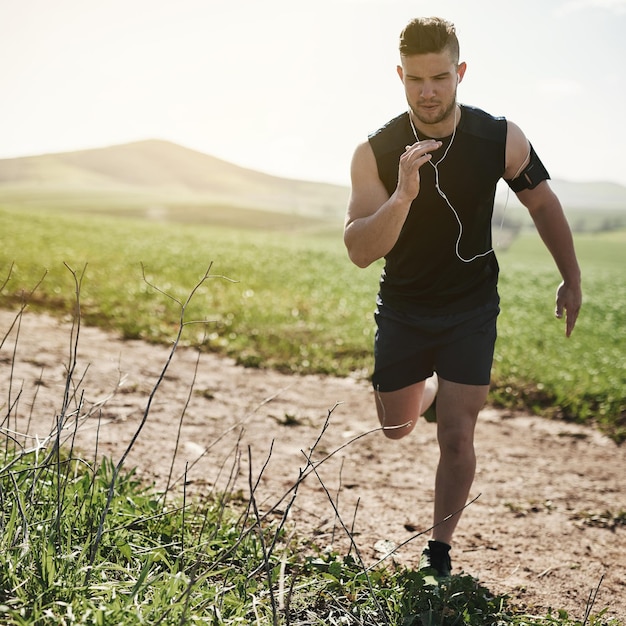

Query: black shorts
372;295;500;392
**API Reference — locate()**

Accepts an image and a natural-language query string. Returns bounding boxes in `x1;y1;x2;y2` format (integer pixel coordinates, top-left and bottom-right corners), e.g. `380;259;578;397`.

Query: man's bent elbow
344;231;373;268
344;241;375;268
347;249;374;269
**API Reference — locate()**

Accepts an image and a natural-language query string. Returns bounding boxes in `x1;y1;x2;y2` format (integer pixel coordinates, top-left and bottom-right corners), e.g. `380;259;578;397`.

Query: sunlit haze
1;0;625;186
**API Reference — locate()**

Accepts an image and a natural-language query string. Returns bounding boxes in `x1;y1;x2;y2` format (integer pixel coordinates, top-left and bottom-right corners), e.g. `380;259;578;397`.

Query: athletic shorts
371;295;500;392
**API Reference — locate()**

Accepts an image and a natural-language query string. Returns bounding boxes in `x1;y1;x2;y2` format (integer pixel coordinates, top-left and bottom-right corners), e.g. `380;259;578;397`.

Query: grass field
495;229;626;437
0;205;624;442
1;204;624;624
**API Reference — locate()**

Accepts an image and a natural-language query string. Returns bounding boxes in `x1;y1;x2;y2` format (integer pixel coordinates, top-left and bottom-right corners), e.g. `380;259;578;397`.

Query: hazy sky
1;0;625;186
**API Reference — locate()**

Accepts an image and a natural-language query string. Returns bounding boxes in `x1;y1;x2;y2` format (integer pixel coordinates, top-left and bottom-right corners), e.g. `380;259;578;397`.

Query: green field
1;204;624;624
0;205;624;442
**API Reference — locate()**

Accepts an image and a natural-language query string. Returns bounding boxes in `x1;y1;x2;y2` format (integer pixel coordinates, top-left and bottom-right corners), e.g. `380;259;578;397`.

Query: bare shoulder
346;140;390;222
506;120;528;147
350;139;377;176
504;120;531;180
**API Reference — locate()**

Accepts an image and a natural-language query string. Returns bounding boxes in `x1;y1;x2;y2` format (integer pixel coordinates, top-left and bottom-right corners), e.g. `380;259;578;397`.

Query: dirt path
1;309;625;621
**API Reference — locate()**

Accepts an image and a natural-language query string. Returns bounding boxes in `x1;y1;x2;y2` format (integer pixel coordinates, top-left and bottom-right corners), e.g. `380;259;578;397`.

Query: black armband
505;144;550;192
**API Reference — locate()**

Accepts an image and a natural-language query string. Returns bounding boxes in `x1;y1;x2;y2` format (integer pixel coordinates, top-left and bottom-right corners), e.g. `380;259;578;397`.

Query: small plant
571;509;626;530
271;412;304;427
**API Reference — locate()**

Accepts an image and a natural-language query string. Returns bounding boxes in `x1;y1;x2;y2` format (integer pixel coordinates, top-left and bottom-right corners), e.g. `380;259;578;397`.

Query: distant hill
1;139;625;231
0;139;350;222
496;178;626;212
494;177;626;232
550;179;626;210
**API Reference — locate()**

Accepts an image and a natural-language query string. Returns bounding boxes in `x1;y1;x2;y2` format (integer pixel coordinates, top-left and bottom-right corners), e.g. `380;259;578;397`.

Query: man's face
397;51;466;129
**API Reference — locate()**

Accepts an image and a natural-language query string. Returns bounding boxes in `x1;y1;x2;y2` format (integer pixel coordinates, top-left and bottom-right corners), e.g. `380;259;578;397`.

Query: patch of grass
0;207;379;375
494;231;626;440
0;447;277;624
571;509;626;530
0;449;618;625
504;499;556;517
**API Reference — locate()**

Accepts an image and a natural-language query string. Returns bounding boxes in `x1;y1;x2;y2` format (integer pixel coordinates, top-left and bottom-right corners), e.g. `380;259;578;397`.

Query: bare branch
86;263;220;580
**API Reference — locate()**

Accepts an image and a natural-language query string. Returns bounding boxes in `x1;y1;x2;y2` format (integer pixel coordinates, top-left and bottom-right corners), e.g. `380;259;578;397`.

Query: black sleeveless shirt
368;104;507;315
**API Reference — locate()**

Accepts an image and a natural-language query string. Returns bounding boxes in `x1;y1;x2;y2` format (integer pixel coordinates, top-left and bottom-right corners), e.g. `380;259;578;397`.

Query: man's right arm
343;138;441;268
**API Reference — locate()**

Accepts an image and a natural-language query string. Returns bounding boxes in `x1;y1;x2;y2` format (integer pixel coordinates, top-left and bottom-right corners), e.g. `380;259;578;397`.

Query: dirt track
1;309;625;621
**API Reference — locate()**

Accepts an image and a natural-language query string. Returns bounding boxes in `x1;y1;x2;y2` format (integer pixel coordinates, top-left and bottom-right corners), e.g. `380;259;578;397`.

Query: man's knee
437;425;475;456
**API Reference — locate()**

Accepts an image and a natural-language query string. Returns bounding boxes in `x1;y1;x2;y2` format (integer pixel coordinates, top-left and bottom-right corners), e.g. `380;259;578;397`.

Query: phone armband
506;144;550;192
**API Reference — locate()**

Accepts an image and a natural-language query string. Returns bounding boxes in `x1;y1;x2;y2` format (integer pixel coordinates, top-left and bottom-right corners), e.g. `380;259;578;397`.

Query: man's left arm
517;182;582;337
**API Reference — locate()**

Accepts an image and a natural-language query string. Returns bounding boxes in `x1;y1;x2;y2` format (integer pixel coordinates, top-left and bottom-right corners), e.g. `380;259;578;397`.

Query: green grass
0;431;618;624
1;208;623;623
494;230;626;439
0;207;379;375
0;206;624;441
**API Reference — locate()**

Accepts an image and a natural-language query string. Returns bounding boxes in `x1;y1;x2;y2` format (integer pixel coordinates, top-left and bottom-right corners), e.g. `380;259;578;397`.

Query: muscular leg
374;374;438;439
374;375;487;547
431;378;489;544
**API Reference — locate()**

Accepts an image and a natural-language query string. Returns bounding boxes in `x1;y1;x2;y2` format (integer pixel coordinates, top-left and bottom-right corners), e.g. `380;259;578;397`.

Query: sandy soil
1;309;624;622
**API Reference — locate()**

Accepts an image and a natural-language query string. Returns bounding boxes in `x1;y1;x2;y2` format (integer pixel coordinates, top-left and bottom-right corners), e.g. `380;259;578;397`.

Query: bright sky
1;0;625;186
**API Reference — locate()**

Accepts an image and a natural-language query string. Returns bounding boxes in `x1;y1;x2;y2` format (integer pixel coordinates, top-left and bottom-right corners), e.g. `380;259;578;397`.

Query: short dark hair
399;17;459;63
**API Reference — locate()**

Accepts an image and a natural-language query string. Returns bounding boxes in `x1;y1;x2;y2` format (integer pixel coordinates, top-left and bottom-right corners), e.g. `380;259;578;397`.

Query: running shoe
419;540;452;578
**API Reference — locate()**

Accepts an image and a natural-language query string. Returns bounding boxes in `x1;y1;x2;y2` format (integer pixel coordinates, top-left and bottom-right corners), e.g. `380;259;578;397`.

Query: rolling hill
0;140;350;225
1;139;625;231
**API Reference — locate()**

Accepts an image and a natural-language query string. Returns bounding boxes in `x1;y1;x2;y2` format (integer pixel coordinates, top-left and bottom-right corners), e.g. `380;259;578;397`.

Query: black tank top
368;105;507;314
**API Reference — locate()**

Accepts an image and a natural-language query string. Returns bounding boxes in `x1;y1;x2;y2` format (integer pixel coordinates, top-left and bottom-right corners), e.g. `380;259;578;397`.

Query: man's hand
397;140;442;202
555;280;582;337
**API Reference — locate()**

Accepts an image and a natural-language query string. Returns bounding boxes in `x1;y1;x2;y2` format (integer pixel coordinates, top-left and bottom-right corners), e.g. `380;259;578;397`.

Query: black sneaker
419;540;452;578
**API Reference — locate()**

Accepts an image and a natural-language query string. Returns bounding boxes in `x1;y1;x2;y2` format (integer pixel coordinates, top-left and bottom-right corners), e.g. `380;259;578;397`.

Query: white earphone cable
408;106;494;263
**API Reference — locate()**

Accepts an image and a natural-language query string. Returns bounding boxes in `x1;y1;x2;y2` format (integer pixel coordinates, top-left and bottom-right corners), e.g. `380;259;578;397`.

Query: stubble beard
410;91;458;130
